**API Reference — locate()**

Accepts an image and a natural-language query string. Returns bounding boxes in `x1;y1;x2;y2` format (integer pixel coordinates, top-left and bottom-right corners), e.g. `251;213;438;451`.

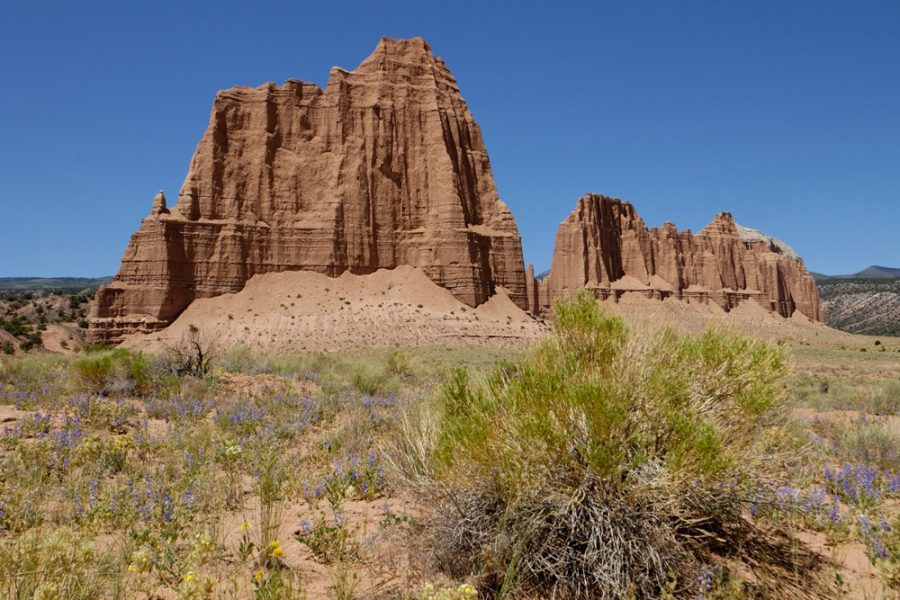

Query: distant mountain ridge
0;277;112;290
813;266;900;281
853;266;900;278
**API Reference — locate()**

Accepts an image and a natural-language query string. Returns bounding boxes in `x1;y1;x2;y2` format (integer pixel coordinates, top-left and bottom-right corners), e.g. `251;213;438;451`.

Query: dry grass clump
390;293;827;599
0;526;118;599
796;375;900;416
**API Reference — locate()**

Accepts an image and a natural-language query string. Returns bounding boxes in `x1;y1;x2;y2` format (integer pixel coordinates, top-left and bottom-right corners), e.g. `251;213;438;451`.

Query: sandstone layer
90;37;526;343
528;194;824;321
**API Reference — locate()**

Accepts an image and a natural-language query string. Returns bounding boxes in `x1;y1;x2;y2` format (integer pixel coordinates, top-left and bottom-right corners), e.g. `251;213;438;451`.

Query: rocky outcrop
818;277;900;336
529;194;824;321
90;37;527;343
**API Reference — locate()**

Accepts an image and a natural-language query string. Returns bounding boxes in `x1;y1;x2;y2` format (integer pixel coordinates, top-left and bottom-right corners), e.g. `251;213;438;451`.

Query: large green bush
402;293;822;599
72;348;151;396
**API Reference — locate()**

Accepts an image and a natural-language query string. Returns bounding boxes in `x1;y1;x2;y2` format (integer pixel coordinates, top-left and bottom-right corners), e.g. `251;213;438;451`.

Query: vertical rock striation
90;37;527;343
529;194;823;321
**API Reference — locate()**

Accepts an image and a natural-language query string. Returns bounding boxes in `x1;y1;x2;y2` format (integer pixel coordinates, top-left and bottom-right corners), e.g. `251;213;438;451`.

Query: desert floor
0;298;898;599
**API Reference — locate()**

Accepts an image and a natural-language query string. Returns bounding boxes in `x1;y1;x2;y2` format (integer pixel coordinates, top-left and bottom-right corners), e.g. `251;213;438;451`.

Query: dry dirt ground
122;267;546;354
119;266;877;357
40;323;80;353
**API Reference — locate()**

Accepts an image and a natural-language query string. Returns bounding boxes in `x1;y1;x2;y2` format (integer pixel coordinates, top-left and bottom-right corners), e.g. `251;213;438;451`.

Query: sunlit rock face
528;193;823;321
90;37;527;343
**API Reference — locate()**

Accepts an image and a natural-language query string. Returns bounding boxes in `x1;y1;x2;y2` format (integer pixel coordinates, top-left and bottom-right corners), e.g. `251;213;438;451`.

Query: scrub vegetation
0;295;897;598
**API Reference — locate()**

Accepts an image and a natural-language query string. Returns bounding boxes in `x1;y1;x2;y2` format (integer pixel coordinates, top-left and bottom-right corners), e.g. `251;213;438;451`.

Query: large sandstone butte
527;194;824;321
89;37;527;343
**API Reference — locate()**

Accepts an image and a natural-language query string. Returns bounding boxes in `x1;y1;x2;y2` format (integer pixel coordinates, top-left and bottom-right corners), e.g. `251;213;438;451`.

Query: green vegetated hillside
0;276;112;291
0;288;95;353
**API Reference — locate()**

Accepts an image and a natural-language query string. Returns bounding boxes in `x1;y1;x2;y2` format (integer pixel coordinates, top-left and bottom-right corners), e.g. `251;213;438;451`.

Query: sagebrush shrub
386;350;414;376
400;293;822;599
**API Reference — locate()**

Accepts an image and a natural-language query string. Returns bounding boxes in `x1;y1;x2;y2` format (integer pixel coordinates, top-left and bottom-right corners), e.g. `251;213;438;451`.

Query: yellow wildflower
183;570;196;583
269;539;283;558
254;569;265;583
128;548;151;574
240;520;250;531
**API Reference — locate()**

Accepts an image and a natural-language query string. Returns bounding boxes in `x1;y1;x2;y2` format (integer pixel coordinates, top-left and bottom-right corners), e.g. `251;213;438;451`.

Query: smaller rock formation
149;191;169;216
529;194;824;321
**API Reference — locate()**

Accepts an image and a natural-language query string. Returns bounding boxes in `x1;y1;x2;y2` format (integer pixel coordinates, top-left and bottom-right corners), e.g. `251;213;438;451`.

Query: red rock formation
529;194;824;321
90;37;527;343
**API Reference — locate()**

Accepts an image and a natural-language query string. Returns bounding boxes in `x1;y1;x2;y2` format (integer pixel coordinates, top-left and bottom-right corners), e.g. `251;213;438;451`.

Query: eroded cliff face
528;194;824;321
90;37;527;343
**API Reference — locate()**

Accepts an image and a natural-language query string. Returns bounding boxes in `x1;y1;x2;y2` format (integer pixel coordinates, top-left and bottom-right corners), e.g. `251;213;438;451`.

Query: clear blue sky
1;0;898;277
